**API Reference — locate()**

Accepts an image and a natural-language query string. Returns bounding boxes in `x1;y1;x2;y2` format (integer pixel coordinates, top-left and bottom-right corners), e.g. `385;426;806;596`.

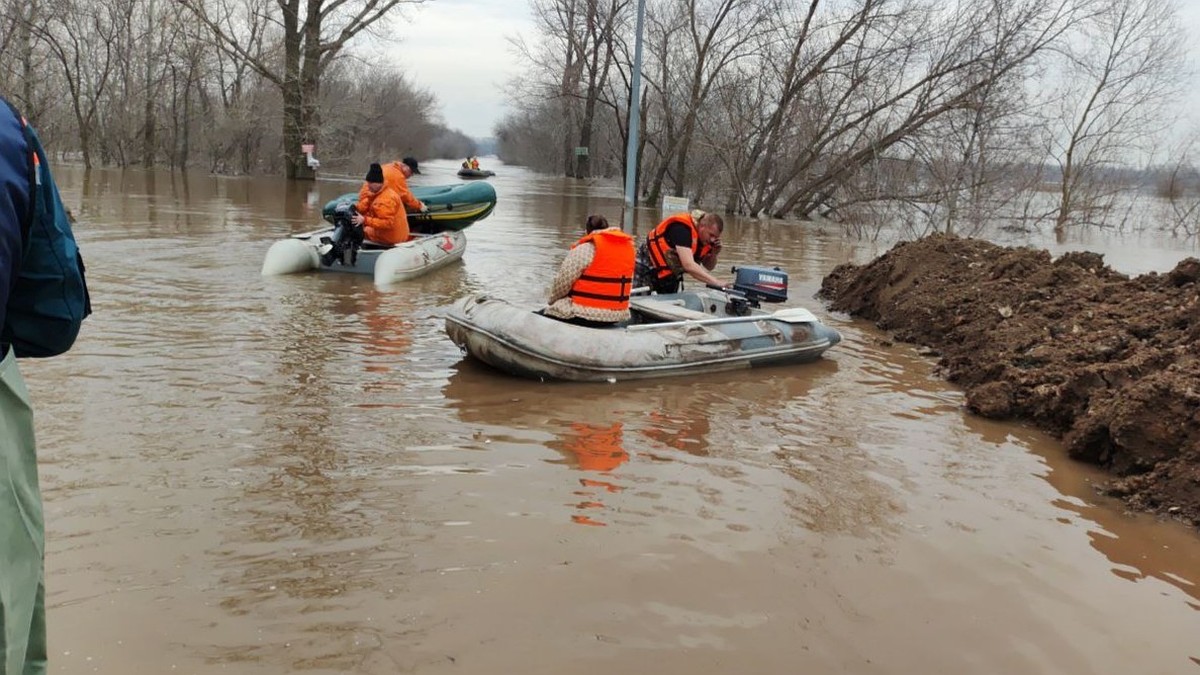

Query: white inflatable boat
261;226;466;285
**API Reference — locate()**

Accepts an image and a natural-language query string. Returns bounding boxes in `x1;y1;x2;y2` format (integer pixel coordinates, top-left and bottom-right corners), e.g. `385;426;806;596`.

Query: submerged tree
504;0;1190;236
516;0;629;178
179;0;425;178
1046;0;1186;232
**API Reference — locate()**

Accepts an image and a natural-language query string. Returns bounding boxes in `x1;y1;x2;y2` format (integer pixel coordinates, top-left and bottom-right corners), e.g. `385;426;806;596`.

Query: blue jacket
0;98;31;333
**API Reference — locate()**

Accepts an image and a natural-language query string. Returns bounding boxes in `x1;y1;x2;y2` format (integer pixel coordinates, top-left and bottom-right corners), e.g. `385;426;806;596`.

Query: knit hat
402;156;421;175
364;162;384;183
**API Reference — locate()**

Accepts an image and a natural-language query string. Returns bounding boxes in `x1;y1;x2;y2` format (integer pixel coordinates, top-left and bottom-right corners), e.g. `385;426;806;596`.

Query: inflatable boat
444;267;841;382
261;221;466;285
457;168;495;179
321;182;496;233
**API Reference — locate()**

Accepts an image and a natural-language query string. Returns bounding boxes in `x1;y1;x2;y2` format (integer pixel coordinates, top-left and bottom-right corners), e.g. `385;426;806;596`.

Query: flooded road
21;160;1200;673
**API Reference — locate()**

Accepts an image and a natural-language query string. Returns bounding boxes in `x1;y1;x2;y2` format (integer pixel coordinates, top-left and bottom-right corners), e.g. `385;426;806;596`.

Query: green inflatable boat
322;181;497;233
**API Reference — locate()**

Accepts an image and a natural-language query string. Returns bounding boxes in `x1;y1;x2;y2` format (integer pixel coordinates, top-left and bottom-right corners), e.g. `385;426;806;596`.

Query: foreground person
2;93;92;675
634;210;727;293
545;214;636;327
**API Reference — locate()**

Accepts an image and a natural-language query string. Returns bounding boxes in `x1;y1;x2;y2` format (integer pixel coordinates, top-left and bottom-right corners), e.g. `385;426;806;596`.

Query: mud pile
820;234;1200;527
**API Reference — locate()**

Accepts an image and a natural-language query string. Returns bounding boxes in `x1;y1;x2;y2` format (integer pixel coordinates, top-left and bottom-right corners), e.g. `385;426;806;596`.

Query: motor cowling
731;265;788;305
319;202;364;267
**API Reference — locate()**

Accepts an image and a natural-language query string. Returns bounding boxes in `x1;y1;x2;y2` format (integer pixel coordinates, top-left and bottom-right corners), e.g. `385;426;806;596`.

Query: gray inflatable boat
444;267;841;382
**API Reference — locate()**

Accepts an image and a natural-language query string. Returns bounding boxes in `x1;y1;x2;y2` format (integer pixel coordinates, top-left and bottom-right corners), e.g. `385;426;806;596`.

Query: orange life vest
568;228;635;310
645;213;714;280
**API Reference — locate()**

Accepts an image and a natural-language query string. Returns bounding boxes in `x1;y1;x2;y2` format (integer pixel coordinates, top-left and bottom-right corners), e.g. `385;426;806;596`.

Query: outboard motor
730;265;789;308
319;202;364;267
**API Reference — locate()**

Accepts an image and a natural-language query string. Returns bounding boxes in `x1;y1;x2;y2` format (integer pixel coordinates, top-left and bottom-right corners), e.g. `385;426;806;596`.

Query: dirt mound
820;234;1200;528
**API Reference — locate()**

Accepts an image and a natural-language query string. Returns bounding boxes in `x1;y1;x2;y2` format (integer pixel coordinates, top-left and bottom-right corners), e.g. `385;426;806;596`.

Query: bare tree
31;0;128;168
744;0;1085;221
1046;0;1186;232
179;0;426;178
1153;134;1200;236
521;0;628;177
570;0;628;177
525;0;585;175
318;61;438;167
640;0;770;204
0;0;51;116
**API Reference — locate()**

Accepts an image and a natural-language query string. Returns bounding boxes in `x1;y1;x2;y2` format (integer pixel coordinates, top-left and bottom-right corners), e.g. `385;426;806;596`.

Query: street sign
574;146;589;156
661;195;689;216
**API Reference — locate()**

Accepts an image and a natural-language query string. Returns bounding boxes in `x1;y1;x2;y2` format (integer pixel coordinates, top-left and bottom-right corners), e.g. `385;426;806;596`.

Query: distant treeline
0;0;477;176
494;0;1197;233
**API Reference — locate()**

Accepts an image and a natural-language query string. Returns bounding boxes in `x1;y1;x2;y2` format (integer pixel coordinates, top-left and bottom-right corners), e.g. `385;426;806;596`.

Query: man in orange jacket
545;214;635;327
381;156;428;228
351;162;409;245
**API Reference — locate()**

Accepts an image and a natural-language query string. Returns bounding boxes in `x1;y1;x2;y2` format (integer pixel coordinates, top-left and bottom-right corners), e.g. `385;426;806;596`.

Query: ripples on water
19;161;1200;673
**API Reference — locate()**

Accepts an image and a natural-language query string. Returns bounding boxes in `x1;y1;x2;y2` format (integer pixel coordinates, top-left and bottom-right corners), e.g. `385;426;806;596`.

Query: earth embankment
819;234;1200;527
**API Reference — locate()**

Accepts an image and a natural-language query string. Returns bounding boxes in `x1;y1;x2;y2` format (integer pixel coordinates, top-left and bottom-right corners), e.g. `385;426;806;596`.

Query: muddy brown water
19;160;1200;673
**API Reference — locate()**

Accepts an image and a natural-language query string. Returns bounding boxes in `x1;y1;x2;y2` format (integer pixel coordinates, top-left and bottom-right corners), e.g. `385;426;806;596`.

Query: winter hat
364;163;384;183
402;157;421;174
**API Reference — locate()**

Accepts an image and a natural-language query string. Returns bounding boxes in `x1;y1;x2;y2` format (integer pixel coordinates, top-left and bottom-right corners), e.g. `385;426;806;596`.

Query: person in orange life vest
633;210;726;294
470;156;480;170
352;162;411;245
545;214;636;327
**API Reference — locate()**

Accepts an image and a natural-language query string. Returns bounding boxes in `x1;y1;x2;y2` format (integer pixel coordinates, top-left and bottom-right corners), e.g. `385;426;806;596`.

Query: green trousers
0;346;47;675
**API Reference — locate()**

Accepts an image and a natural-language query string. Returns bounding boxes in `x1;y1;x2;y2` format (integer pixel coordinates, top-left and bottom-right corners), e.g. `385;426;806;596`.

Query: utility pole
622;0;646;229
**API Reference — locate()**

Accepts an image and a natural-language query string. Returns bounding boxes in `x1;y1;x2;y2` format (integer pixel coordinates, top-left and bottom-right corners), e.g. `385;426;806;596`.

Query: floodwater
19;159;1200;673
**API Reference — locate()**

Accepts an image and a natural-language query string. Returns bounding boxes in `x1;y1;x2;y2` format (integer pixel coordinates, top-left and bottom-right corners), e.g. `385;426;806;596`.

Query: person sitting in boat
633;210;727;294
470;156;480;170
351;162;409;246
544;214;635;327
462;159;471;170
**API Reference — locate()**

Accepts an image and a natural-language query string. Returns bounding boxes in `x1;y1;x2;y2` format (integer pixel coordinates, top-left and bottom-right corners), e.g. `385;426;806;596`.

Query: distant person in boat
634;210;727;294
545;214;636;327
462;159;471;170
352;162;409;246
470;156;480;170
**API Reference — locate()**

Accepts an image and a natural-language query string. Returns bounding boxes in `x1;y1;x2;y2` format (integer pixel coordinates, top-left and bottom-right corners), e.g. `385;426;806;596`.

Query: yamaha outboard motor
319;202;364;267
726;265;789;315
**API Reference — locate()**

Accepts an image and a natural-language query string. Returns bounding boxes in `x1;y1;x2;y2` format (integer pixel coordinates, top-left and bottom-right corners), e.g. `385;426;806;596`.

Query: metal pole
622;0;646;229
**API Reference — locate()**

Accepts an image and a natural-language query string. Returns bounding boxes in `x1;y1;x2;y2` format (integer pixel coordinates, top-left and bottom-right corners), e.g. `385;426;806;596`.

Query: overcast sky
388;0;534;139
389;0;1200;143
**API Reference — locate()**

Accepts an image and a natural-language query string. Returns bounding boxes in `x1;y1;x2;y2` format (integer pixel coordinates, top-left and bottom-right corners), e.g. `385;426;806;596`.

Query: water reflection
956;408;1200;606
442;361;635;526
29;162;1200;674
203;278;423;668
331;285;415;375
554;422;629;526
442;359;852;528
